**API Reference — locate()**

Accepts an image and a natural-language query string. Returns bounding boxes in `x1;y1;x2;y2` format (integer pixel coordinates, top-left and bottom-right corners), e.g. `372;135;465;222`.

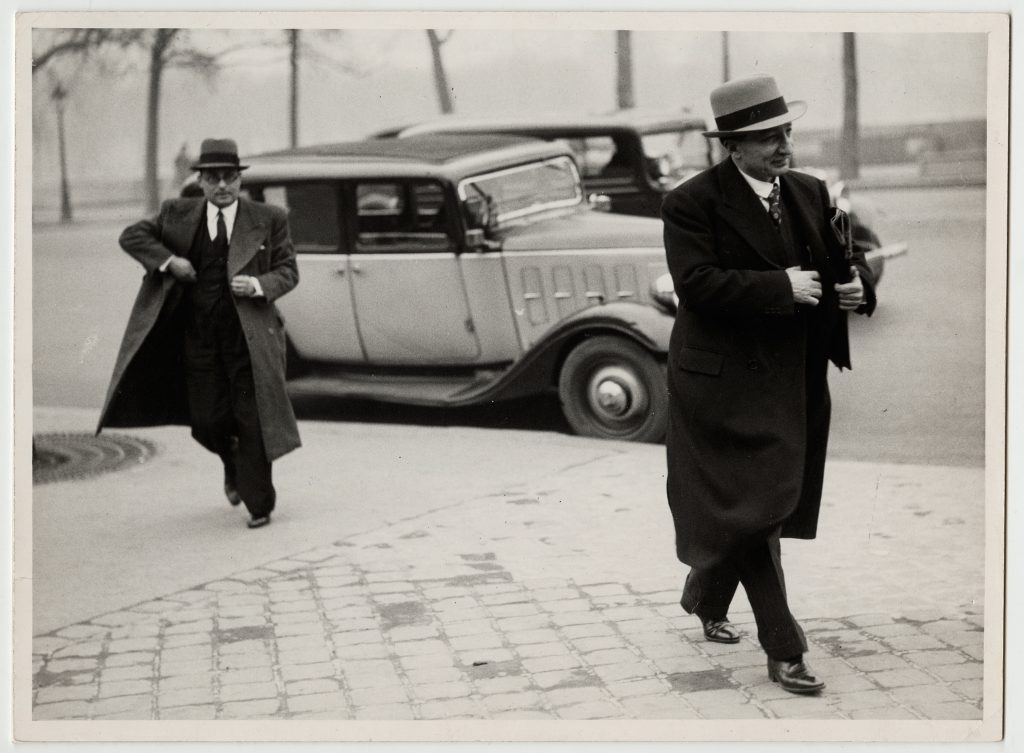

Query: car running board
286;371;498;407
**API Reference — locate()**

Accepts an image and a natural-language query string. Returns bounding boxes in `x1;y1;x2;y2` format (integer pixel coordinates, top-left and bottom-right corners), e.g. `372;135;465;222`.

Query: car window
641;129;712;182
567;136;631;179
459;156;582;227
355;181;452;253
257;183;342;253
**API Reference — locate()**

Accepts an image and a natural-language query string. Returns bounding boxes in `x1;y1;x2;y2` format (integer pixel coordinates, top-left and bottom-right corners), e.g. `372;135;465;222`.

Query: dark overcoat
97;197;301;462
662;158;876;569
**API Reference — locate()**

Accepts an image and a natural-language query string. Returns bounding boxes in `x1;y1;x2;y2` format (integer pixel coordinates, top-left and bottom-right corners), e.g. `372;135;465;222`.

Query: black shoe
700;616;741;644
767;657;825;694
224;480;242;507
247;515;271;529
223;438;242;507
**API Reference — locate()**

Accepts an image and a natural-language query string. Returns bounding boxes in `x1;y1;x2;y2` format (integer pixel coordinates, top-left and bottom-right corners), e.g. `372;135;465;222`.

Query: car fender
478;301;673;403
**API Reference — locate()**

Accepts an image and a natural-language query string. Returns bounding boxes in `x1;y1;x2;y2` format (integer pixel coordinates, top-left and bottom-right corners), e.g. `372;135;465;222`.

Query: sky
29;26;989;185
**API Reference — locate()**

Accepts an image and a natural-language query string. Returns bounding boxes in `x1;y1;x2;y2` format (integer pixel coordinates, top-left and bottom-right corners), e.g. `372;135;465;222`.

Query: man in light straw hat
661;74;876;694
98;138;300;530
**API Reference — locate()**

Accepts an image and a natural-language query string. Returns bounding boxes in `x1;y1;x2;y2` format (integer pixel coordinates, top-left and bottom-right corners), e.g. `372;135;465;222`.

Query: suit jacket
97;196;301;462
661;158;876;569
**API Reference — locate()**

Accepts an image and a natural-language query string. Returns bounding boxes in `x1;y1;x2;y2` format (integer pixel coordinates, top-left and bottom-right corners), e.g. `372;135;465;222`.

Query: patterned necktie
767;182;782;228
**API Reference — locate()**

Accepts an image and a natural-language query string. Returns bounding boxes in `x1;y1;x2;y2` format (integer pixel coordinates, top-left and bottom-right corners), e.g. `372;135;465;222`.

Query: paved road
27;408;987;730
31;185;987;467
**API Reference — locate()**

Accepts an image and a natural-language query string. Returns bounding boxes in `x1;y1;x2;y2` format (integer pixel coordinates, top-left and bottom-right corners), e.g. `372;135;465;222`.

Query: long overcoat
97;197;301;462
661;158;876;569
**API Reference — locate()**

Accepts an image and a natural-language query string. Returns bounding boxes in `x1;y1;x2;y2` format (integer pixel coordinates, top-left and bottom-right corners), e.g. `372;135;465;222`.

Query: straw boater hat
190;138;249;171
702;74;806;138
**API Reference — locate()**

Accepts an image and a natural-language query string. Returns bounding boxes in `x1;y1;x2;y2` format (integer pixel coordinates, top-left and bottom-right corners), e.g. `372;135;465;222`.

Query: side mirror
587;193;612;213
464;196;490;230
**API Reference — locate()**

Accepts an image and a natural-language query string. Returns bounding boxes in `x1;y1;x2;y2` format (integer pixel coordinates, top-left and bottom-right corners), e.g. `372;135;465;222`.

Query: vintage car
239;134;675;442
374;110;899;283
374;109;712;219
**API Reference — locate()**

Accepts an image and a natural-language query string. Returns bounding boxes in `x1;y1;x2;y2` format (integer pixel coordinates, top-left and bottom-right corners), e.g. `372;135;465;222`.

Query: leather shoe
247;515;271;529
767;657;825;694
699;616;741;644
223;463;242;507
224;480;242;507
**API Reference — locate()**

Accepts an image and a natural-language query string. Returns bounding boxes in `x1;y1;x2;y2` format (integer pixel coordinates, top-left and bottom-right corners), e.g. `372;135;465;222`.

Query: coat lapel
228;199;267;278
164;200;205;255
779;173;831;275
714;159;789;269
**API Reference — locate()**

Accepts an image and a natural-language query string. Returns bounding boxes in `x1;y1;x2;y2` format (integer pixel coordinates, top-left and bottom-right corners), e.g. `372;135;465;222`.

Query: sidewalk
26;407;987;725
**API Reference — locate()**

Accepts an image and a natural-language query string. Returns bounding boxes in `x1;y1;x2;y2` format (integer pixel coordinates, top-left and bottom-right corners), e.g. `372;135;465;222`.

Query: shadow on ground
292;392;575;438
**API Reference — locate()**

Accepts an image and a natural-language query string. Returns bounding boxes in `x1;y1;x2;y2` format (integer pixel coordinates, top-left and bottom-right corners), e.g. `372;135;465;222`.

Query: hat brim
703;100;807;138
190;162;250;171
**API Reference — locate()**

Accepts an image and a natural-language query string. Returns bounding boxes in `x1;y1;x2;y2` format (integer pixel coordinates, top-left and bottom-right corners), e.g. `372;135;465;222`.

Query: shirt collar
206;200;239;226
735;168;779;201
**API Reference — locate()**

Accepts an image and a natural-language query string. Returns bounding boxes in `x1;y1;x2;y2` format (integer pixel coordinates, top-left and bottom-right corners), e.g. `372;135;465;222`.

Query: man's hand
834;267;865;311
230;275;258;298
165;256;196;283
785;266;822;306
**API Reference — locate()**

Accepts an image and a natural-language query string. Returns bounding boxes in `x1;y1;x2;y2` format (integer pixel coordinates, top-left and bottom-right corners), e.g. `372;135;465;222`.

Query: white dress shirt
736;170;780;214
206;200;238;242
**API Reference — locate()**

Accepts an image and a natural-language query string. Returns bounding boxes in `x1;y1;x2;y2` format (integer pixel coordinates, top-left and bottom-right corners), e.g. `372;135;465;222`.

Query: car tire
558;336;668;443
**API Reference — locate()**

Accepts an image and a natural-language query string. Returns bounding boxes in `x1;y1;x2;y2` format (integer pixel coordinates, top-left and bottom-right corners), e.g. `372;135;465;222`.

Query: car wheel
558;336;668;442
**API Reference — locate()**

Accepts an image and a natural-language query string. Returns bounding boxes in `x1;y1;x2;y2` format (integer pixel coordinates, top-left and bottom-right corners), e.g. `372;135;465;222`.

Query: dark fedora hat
190;138;249;171
703;74;806;138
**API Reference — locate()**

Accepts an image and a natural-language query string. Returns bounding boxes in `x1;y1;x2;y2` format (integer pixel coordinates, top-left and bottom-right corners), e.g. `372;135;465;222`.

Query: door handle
336;267;346;276
352;263;363;275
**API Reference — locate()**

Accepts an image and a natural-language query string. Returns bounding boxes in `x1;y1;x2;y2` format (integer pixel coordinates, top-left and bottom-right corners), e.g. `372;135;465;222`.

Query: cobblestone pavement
31;442;987;722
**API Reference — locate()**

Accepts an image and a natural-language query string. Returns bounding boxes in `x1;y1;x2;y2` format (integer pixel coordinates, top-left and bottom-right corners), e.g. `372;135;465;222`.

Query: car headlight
651;273;678;313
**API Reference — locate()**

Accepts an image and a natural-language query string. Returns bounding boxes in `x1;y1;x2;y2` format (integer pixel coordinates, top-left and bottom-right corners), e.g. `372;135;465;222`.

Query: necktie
767;183;782;228
215;210;227;244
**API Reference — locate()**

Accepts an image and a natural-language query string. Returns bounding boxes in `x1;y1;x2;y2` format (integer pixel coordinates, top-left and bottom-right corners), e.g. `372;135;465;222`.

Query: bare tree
289;30;300;148
140;29;222;211
426;30;454;114
616;31;635;110
840;32;860;180
721;31;731;83
281;29;361;148
33;29;145;220
32;28;142;76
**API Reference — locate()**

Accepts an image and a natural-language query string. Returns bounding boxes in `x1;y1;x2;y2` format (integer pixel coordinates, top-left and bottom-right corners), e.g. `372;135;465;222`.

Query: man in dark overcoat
662;75;876;693
98;138;300;529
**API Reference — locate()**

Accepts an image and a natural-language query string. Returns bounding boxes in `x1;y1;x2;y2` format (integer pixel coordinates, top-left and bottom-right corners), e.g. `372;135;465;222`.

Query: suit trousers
680;527;808;660
183;296;275;518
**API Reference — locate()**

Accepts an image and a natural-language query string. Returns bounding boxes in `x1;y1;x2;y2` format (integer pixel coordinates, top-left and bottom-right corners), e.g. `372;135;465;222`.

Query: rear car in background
375;110;903;284
240;134;677;442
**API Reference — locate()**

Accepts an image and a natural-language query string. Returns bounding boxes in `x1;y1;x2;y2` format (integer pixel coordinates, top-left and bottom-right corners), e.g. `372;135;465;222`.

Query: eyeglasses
199;169;241;185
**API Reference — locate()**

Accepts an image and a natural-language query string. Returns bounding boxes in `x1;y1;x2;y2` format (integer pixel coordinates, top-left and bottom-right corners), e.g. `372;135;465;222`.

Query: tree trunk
426;30;454;114
616;31;634;110
145;29;176;213
840;32;860;180
53;84;73;222
289;30;299;148
721;31;731;82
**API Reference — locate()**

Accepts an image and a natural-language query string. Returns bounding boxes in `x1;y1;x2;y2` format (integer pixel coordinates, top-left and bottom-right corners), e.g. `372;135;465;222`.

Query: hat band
714;96;789;132
197;152;240;165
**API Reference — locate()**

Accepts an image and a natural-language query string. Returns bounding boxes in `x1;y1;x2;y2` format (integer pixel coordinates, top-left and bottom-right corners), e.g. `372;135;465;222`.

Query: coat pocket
676;346;724;376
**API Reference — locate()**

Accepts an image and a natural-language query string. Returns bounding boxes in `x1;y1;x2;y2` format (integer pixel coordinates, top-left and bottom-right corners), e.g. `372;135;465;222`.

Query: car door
257;182;364;362
348;180;481;365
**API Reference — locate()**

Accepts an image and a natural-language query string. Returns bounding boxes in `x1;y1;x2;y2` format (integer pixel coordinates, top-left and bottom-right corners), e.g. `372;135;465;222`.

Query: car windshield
459;156;582;225
641;128;711;182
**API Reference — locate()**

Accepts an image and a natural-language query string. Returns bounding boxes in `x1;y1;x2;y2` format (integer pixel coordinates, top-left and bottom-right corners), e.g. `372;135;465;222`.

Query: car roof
374;109;708;139
244;133;573;182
